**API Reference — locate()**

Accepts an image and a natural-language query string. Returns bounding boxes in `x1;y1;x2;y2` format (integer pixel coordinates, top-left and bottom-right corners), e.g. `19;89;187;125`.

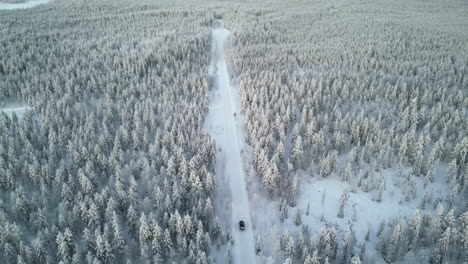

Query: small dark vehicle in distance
239;220;245;231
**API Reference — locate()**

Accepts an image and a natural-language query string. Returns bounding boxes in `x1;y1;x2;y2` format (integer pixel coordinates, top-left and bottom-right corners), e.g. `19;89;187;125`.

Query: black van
239;220;245;231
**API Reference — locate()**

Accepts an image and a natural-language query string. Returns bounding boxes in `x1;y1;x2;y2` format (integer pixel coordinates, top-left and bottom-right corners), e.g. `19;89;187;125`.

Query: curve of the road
205;20;258;264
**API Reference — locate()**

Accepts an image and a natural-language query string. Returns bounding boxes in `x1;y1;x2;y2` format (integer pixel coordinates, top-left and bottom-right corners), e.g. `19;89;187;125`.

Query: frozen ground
0;0;51;10
204;20;258;264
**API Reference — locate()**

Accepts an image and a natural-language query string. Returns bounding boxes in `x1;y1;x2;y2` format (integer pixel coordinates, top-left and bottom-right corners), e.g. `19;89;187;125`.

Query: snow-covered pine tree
56;228;74;263
341;229;355;263
292;135;304;169
405;209;420;252
457;211;468;260
306;250;320;264
295;208;302;226
226;246;232;264
386;223;402;262
433;227;451;264
351;255;361;264
112;211;126;254
337;188;349;218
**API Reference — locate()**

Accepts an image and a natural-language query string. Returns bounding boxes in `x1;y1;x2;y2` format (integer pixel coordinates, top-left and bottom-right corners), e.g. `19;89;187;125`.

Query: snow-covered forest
0;0;466;263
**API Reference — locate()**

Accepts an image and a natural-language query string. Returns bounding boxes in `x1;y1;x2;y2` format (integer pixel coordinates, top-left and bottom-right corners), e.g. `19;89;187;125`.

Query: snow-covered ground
204;20;258;264
0;104;31;119
243;153;451;262
0;0;51;10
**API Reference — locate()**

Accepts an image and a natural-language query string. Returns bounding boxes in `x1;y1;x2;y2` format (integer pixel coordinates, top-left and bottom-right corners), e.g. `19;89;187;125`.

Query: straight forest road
205;20;258;264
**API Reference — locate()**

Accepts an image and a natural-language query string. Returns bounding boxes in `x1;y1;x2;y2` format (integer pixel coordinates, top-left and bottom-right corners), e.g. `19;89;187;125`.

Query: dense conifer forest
0;0;466;263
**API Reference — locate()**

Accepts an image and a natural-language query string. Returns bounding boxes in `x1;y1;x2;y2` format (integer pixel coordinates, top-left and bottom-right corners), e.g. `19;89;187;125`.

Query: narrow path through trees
205;20;258;264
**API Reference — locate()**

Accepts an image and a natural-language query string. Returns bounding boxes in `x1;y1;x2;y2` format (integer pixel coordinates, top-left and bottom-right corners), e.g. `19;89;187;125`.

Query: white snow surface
0;0;51;10
1;104;31;119
243;155;450;262
204;20;258;264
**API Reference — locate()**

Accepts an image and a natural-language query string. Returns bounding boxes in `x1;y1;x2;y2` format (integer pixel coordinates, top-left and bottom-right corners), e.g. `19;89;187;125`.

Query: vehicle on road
239;220;245;231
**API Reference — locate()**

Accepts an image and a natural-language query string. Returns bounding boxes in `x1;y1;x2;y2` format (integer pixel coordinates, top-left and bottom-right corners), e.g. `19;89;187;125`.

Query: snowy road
0;0;52;10
205;20;258;264
1;105;30;119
